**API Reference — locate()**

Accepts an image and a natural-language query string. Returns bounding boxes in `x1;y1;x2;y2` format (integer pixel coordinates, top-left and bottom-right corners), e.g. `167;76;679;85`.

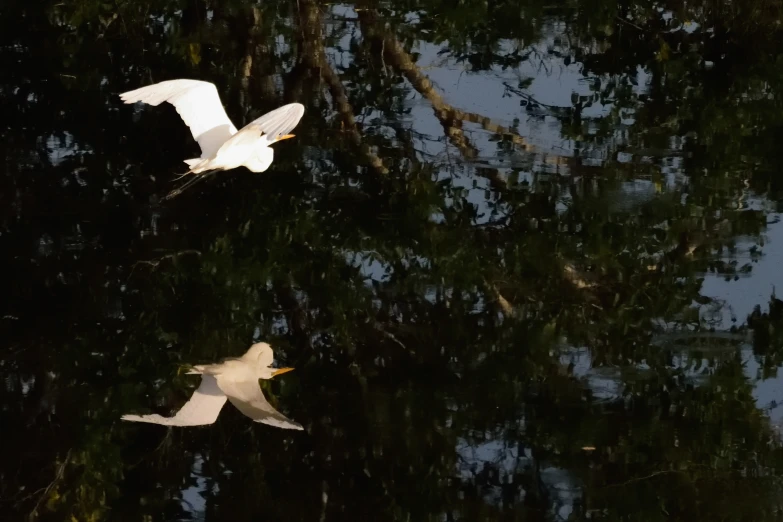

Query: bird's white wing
242;103;305;138
216;376;304;430
229;103;305;146
119;79;238;158
121;375;228;426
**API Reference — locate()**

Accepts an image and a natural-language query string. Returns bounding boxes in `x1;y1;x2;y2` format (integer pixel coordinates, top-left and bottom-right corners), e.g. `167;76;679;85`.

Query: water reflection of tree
2;0;783;520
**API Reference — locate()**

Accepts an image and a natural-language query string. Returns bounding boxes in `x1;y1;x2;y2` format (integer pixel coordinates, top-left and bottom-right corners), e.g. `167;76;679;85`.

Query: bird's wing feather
231;103;305;143
119;79;238;158
211;103;305;163
121;375;227;426
216;376;303;430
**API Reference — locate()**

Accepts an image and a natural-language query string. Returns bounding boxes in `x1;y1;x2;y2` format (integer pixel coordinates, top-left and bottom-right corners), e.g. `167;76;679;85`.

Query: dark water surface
4;0;783;520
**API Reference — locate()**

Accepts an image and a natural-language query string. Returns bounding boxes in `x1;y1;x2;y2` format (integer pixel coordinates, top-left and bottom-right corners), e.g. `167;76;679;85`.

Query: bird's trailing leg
171;170;195;182
164;172;214;200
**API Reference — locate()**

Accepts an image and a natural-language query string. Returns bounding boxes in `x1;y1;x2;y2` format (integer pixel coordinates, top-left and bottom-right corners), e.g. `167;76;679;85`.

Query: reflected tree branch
295;0;389;175
27;449;72;520
358;12;479;162
359;11;539;156
129;250;202;278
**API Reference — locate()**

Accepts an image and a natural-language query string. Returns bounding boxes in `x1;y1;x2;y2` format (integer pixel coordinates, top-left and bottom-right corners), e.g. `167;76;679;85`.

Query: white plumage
120;79;304;177
121;342;303;430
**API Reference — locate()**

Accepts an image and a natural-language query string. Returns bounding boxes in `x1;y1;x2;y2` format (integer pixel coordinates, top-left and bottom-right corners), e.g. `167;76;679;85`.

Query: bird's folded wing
122;375;228;426
119;79;238;158
233;103;305;143
217;376;304;430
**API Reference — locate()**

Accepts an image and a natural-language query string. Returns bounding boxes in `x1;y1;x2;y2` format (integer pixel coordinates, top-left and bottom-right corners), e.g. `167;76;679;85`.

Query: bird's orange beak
274;134;296;143
271;367;295;377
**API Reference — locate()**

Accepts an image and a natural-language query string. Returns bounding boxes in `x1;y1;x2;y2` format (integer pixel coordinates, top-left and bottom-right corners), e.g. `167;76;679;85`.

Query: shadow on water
3;0;783;520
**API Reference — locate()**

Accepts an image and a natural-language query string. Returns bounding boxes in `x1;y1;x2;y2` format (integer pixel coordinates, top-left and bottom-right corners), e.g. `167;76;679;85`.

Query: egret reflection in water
122;342;303;430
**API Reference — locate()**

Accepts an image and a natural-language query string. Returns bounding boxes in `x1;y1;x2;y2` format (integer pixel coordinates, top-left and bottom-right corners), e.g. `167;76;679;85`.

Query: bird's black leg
163;172;215;200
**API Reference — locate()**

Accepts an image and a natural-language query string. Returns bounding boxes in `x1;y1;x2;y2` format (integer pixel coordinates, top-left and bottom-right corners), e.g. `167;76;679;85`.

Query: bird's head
245;134;296;173
246;342;296;380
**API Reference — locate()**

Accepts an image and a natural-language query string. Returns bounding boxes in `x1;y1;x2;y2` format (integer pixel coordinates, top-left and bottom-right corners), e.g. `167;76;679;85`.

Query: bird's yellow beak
274;134;296;143
271;367;295;377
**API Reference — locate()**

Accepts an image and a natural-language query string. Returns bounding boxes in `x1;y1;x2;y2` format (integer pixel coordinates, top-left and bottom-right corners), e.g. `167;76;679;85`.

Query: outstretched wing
120;79;238;158
217;376;304;430
229;103;305;147
121;375;228;426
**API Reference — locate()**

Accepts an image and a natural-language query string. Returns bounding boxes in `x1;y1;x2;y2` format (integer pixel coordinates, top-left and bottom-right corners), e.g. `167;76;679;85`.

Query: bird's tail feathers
171;159;209;182
180;158;213;175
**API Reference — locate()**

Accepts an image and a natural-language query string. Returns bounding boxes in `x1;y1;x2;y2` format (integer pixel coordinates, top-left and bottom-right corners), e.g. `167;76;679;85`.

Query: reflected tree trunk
238;6;277;115
273;277;311;350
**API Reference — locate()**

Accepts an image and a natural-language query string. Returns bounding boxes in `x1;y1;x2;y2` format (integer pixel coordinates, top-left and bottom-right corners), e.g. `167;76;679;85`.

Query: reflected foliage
2;0;783;520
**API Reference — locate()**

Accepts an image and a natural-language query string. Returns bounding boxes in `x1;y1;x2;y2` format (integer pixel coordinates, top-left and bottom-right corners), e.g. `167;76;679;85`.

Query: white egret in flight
122;342;303;430
120;79;305;198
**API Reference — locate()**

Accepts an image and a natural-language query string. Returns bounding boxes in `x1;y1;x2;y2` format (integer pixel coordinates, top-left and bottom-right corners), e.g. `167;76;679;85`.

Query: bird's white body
181;130;277;174
121;342;303;430
120;79;304;175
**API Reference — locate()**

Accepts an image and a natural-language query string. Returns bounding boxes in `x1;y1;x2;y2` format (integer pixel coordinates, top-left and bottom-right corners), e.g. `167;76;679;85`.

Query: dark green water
4;0;783;520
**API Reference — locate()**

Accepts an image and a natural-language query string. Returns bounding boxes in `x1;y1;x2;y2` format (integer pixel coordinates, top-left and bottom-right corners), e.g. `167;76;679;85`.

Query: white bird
122;342;303;430
119;79;305;197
